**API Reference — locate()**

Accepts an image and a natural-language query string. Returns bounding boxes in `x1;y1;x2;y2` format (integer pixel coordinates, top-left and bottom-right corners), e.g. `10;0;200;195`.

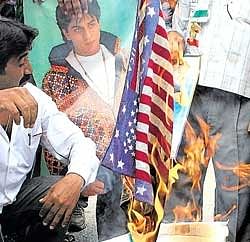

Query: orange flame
126;117;228;240
164;116;221;223
127;141;169;242
216;161;250;191
178;116;221;191
168;162;184;195
173;201;201;222
214;204;237;221
172;117;242;224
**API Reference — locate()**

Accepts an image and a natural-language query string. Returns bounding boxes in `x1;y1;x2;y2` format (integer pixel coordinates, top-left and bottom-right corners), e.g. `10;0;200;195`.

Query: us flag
102;0;174;205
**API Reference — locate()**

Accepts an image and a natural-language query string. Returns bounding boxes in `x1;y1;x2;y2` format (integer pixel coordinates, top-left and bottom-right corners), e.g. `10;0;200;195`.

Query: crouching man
0;17;100;242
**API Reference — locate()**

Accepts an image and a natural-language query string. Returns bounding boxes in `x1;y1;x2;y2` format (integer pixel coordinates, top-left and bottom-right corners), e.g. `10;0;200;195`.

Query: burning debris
214;204;237;222
179;116;221;191
165;116;240;225
125;141;169;242
121;114;250;241
215;161;250;191
172;202;201;222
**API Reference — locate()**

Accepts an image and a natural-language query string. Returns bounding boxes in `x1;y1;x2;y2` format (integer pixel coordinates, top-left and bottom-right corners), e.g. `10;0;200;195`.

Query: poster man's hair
56;0;101;33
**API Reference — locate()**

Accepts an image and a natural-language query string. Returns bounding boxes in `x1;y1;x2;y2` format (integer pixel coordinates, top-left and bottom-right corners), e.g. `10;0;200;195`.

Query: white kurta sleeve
25;83;100;186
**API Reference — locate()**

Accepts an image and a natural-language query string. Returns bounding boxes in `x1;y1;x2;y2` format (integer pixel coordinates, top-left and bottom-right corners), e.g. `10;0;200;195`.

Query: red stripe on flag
155;24;168;40
136;150;149;163
148;59;173;86
149;146;169;182
151;101;173;130
137;130;148;143
139;91;173;131
149;123;172;154
140;93;151;106
135;169;152;183
137;112;149;124
159;8;164;18
152;42;171;63
144;76;168;102
168;93;174;110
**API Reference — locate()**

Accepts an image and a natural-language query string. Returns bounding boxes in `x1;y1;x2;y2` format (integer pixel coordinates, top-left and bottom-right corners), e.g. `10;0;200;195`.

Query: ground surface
71;196;98;242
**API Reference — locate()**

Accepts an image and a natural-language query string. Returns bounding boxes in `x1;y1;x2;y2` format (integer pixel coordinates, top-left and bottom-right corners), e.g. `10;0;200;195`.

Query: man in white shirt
0;17;99;242
165;1;250;242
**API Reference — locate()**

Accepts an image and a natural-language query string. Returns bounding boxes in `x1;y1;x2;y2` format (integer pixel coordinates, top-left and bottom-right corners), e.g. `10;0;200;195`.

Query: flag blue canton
102;89;138;176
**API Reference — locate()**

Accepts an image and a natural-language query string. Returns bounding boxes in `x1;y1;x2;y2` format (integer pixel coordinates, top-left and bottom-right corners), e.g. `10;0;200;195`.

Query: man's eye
73;27;82;33
89;22;96;27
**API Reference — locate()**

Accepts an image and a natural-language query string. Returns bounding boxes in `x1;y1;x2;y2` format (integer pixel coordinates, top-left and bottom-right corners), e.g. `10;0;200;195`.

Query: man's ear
24;60;32;75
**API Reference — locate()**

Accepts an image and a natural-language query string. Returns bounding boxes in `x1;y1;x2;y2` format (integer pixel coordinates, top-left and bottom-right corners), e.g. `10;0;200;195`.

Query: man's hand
168;31;185;66
168;0;177;9
81;179;104;197
57;0;88;19
39;173;84;230
0;87;38;128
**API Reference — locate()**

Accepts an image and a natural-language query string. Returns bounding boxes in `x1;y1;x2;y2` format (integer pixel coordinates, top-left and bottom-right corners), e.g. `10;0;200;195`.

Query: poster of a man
24;0;137;241
42;1;130;241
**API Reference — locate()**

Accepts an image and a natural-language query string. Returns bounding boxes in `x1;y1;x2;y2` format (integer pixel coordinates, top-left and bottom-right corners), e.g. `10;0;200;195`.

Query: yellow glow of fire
128;141;168;242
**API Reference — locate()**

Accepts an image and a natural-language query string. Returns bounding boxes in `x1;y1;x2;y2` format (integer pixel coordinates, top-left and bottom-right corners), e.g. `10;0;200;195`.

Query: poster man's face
64;14;101;56
0;52;29;90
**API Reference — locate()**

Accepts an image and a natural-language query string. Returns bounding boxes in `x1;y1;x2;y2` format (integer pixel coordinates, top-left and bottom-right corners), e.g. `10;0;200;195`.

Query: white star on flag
122;105;126;113
117;160;125;169
128;121;132;127
131;110;135;116
110;153;114;162
114;129;120;138
147;6;156;18
144;35;150;46
136;186;147;196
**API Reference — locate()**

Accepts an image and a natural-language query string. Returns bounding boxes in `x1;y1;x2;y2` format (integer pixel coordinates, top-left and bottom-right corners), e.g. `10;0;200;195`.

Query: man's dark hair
0;3;16;19
56;0;101;39
0;17;38;74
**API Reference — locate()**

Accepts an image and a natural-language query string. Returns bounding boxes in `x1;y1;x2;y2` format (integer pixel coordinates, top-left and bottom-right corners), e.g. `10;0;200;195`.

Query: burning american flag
102;0;174;205
101;0;174;240
102;2;174;239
